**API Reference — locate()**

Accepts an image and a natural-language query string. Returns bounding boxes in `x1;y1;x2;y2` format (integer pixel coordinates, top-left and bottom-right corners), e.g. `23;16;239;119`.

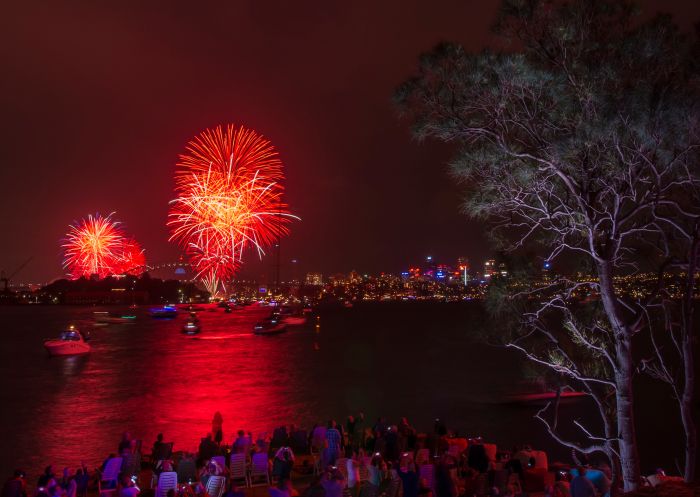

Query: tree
396;0;699;491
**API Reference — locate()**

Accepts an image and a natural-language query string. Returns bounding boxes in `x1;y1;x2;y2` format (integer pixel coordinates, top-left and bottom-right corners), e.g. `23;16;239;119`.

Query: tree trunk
681;385;696;482
681;236;698;482
616;353;641;492
597;261;641;491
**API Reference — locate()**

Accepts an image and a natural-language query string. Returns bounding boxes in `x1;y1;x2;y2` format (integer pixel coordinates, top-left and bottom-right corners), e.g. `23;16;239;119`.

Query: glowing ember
168;124;297;295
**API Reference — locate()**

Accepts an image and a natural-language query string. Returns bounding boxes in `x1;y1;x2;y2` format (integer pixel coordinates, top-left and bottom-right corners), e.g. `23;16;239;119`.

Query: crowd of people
2;412;615;497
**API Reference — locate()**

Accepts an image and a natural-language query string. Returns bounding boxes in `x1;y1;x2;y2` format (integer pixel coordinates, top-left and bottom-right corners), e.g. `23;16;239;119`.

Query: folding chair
229;453;249;487
98;457;123;497
154;472;178;497
206;475;226;497
249;453;270;487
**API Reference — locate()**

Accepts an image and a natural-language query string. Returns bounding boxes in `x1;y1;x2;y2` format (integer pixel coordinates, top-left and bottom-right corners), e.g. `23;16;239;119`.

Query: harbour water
0;302;682;480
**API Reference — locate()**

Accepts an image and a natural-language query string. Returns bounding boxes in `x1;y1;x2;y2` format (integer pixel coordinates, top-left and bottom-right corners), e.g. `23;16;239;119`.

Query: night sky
2;1;699;283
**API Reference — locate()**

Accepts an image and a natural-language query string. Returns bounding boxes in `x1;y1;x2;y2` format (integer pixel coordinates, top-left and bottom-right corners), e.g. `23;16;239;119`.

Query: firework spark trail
168;124;298;295
62;213;146;279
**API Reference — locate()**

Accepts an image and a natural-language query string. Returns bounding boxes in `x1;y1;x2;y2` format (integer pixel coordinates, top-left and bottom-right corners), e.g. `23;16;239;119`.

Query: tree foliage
396;0;700;491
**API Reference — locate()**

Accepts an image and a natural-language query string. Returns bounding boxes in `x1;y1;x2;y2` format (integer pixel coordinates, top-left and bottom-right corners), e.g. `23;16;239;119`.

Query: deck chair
418;464;434;492
249;453;270;487
121;452;141;478
229;453;249;487
415;449;430;466
211;456;226;475
155;472;178;497
358;459;370;483
98;457;123;497
205;475;226;497
336;458;349;486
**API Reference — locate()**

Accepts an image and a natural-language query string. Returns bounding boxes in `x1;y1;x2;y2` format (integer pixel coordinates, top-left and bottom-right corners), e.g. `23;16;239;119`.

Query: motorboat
181;319;201;335
277;307;307;327
253;315;287;335
149;305;178;318
44;326;91;356
93;311;136;325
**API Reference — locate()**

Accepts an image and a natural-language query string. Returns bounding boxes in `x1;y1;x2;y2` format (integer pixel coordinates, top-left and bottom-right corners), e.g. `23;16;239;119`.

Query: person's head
206;433;212;441
44;465;54;475
75;469;83;478
238;430;245;438
347;415;354;423
576;466;587;477
13;469;25;480
328;420;336;429
157;433;163;442
122;432;131;441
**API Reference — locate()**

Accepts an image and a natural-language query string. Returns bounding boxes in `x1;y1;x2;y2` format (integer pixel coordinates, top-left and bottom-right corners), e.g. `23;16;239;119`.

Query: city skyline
4;0;699;283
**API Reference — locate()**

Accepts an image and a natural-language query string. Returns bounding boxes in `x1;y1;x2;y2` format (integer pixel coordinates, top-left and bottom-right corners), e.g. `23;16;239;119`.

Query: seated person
232;431;252;455
198;434;219;464
176;453;197;483
119;475;139;497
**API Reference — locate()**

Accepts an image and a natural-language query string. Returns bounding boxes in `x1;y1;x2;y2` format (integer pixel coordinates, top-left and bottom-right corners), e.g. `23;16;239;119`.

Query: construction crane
1;256;33;292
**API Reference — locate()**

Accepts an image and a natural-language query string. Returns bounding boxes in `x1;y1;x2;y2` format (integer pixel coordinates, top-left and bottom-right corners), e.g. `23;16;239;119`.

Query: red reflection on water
17;305;318;475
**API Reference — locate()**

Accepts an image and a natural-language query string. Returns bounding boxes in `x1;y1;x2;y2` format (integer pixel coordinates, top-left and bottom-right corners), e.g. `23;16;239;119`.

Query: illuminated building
543;260;552;281
457;257;470;285
305;273;323;286
483;259;496;278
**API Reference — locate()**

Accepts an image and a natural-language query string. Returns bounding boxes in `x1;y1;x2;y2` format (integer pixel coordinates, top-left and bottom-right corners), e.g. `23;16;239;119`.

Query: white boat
44;326;91;356
277;307;307;327
181;319;201;335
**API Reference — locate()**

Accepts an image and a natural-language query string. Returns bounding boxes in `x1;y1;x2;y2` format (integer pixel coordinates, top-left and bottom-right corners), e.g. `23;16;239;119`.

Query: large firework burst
168;124;297;295
62;213;146;279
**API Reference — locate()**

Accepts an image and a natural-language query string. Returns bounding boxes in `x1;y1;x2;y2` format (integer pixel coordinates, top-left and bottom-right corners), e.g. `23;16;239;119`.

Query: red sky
2;0;698;283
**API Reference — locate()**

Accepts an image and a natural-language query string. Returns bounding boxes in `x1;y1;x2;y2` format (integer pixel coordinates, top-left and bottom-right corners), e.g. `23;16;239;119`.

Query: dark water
0;302;684;481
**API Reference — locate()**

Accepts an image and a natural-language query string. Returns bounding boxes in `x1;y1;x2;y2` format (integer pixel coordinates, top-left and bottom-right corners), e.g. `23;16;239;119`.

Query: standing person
326;421;342;460
346;456;361;497
118;433;133;454
346;416;357;449
311;423;327;454
272;447;296;481
434;457;456;497
37;467;55;489
569;468;596;497
398;463;419;497
212;412;224;446
1;470;27;497
354;413;366;451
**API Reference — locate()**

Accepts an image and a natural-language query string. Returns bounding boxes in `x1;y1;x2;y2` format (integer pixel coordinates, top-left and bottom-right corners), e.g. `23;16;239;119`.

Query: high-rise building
483;259;496;278
305;273;323;286
457;257;470;285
